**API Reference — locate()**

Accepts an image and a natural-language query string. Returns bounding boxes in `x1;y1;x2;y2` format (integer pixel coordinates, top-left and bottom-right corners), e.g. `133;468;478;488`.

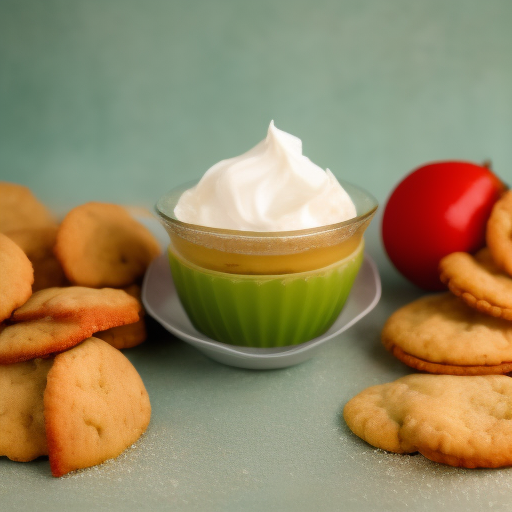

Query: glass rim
155;179;378;240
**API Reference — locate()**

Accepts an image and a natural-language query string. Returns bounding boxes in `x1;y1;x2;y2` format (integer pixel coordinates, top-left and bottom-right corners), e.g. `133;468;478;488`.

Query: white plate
142;251;381;370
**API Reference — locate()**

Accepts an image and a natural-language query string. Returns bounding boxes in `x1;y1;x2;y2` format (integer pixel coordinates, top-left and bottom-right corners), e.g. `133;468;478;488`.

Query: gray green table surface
1;1;512;510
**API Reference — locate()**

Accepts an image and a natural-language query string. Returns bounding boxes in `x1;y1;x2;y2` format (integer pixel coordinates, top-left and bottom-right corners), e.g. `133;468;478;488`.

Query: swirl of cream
174;121;356;231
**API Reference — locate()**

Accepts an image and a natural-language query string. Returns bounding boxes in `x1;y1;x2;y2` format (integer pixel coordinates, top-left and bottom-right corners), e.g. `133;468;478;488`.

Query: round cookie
7;226;68;291
344;374;512;468
44;337;151;477
0;182;57;234
439;248;512;320
12;286;141;324
386;345;512;376
0;358;52;462
487;190;512;277
0;318;98;364
0;232;34;322
382;293;512;374
54;202;161;288
95;318;147;350
94;285;147;349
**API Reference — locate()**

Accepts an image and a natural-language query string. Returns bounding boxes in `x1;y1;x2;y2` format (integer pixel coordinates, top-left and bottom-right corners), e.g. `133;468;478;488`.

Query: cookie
487;190;512;277
0;182;57;234
54;202;161;288
382;293;512;374
0;318;95;364
0;232;33;322
0;358;52;462
439;248;512;320
94;285;147;349
44;337;151;477
386;345;512;376
7;226;68;291
1;287;141;363
95;319;147;350
12;286;141;325
344;374;512;468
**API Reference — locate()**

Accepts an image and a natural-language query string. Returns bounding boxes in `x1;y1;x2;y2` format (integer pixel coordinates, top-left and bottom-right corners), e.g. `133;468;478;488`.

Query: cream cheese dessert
156;122;377;349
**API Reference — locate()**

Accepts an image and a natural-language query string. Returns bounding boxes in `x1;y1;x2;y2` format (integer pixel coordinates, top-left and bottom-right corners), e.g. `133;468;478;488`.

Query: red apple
382;161;505;290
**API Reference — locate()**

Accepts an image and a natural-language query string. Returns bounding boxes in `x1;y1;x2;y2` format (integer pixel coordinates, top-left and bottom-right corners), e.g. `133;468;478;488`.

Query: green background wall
2;0;511;214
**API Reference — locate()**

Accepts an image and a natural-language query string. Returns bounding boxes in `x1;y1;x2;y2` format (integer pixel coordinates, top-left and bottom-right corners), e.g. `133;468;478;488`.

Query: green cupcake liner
168;242;364;348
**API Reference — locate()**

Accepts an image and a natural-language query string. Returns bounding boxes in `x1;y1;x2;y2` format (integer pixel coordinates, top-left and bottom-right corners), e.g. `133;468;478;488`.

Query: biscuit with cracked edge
0;358;53;461
44;337;151;477
382;293;512;373
7;226;68;291
344;374;512;468
0;233;33;322
439;248;512;320
0;182;57;234
54;202;161;288
1;288;141;363
487;190;512;277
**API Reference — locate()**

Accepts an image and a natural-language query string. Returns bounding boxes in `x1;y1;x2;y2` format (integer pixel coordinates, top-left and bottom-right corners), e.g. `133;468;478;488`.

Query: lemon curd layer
168;241;364;348
169;230;363;275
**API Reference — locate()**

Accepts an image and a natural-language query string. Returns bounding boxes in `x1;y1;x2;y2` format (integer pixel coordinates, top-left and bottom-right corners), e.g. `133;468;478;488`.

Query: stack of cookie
344;190;512;469
0;182;159;476
383;189;512;375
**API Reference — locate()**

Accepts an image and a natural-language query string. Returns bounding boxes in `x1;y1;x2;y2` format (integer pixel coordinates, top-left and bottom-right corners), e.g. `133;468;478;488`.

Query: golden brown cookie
0;357;52;462
487;190;512;277
0;318;92;364
95;318;147;350
344;374;512;468
12;286;141;325
382;293;512;374
386;345;512;376
7;226;68;291
54;202;161;288
94;285;147;349
0;182;57;234
1;287;141;364
0;232;33;322
439;248;512;320
44;337;151;477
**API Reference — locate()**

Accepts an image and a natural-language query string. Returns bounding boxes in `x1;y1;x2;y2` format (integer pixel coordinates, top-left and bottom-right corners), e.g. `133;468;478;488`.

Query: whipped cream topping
174;121;357;231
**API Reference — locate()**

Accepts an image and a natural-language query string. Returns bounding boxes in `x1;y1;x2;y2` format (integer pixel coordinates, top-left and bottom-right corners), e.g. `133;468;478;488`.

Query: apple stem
481;159;508;191
482;159;492;170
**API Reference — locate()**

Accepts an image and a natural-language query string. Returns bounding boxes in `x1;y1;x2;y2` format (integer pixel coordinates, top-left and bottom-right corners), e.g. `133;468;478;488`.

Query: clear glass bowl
155;180;378;347
156;180;378;275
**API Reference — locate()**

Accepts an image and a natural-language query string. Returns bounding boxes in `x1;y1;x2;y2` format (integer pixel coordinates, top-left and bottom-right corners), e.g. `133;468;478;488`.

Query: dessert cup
156;180;377;348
